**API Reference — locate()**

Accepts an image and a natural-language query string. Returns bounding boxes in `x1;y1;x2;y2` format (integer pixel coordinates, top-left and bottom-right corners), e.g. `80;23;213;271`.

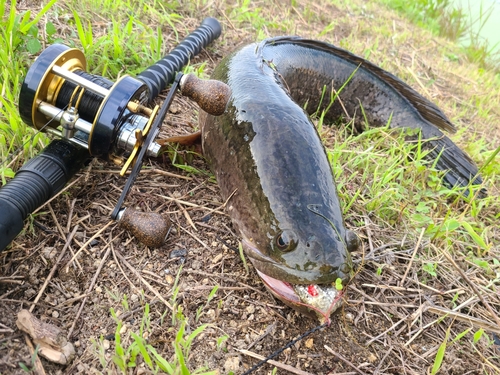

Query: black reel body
19;44;160;169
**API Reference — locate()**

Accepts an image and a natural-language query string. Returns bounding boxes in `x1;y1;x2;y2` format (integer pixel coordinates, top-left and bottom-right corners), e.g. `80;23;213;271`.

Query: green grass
381;0;500;71
89;302;218;374
0;0;56;180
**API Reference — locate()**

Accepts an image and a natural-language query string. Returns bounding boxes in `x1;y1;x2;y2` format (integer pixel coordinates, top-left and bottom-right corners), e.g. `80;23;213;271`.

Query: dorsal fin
266;37;456;134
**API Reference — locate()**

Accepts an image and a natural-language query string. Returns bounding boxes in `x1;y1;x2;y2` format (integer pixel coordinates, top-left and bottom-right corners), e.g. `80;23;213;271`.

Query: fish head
242;205;359;322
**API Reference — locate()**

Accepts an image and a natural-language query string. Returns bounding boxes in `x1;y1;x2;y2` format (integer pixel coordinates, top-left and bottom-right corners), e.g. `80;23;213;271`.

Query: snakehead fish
199;36;482;322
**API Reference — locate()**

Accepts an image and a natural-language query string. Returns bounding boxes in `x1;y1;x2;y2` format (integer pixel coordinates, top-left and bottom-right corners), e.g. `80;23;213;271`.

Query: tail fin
422;134;485;196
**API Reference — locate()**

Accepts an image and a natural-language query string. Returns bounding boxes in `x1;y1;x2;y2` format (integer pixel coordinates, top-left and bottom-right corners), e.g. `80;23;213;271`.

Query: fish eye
275;230;298;252
346;230;360;252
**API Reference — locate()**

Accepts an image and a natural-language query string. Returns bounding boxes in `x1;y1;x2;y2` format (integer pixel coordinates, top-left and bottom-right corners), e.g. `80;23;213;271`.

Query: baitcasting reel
0;17;231;251
20;44;162;171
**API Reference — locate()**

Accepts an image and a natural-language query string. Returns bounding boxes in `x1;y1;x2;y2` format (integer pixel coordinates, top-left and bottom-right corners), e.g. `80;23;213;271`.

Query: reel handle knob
180;73;230;116
118;208;171;248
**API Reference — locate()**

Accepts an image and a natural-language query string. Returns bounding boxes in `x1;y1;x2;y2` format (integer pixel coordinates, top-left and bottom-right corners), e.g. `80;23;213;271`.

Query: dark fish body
200;37;482;320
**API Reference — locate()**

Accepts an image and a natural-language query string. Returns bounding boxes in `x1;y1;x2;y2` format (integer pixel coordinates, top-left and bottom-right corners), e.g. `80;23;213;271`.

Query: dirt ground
1;1;500;374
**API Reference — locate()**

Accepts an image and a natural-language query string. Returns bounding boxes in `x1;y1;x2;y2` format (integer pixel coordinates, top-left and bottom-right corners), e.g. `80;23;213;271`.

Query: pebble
165;274;174;284
42;247;57;260
212;253;223;263
102;339;110;350
345;312;354;323
224;356;240;371
131;294;138;302
170;248;187;259
95;286;102;294
120;324;128;334
246;305;255;314
305;338;314;349
52;310;59;318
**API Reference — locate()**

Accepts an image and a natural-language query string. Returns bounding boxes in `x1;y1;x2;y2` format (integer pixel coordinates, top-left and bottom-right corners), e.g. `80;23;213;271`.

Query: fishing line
241;321;328;374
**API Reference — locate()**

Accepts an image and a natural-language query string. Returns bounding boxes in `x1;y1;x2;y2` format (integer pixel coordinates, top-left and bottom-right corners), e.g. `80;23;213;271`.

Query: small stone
212;253;223;263
42;247;57;260
165;274;174;284
77;364;85;372
169;248;187;259
206;309;215;319
25;288;36;299
131;294;138;302
52;310;59;318
224;357;240;372
345;312;354;323
120;324;128;335
95;286;102;294
368;353;377;363
74;340;80;347
102;339;110;350
246;305;255;314
305;338;314;349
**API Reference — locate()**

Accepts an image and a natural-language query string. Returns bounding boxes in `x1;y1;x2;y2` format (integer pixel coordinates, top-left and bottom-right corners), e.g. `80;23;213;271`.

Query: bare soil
1;1;499;375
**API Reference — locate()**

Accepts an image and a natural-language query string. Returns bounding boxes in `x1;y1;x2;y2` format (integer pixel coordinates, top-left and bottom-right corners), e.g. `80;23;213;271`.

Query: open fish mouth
255;269;344;322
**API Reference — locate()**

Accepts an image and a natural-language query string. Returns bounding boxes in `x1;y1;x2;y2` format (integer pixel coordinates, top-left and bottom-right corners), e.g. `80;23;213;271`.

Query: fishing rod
0;17;230;252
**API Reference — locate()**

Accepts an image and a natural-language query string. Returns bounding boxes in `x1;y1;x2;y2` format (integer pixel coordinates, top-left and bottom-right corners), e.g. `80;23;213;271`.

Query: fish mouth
255;269;344;323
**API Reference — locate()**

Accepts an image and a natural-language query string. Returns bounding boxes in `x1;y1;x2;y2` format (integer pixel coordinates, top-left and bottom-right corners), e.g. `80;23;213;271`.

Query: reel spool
19;44;161;175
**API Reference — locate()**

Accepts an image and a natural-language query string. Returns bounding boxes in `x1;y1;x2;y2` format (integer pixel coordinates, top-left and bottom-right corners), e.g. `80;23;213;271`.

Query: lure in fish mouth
256;268;344;323
198;36;483;321
251;250;348;323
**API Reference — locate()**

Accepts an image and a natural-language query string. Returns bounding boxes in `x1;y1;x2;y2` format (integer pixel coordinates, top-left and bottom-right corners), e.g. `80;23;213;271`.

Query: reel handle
117;208;171;248
0;140;90;251
137;17;221;101
180;74;230;116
